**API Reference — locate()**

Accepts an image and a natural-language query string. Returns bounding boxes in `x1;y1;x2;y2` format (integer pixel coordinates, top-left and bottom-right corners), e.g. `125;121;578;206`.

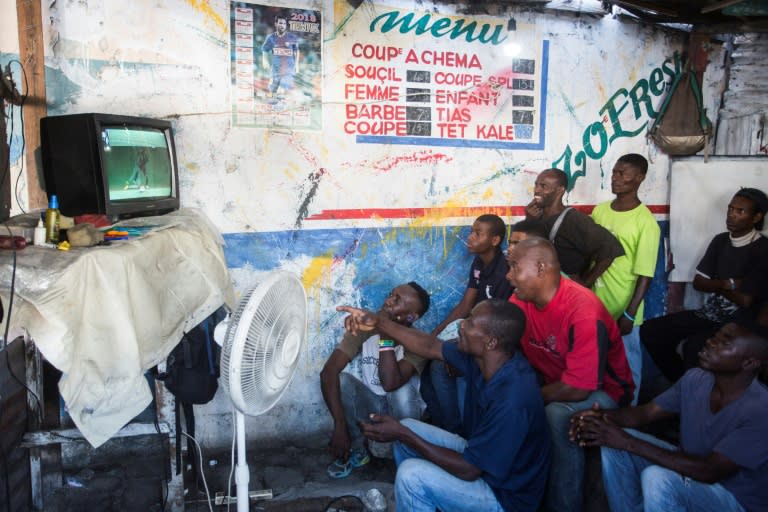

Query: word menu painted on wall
331;7;549;149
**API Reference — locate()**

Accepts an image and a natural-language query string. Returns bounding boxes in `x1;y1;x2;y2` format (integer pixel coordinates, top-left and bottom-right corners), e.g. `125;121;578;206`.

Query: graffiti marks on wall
230;2;322;130
553;53;683;189
340;149;452;173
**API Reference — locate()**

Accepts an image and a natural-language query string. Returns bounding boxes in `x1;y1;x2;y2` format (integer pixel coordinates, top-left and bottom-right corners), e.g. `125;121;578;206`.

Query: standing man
338;299;551;512
507;238;634;512
320;282;430;478
525;168;624;287
571;323;768;512
261;14;300;97
424;214;513;435
592;154;660;403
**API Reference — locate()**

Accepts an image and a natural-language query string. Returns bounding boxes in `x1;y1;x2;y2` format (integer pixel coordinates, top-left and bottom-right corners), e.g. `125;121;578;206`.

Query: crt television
41;113;180;219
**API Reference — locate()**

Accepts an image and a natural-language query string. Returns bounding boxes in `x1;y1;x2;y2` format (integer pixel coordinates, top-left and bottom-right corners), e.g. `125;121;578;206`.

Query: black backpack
158;307;227;404
155;306;227;478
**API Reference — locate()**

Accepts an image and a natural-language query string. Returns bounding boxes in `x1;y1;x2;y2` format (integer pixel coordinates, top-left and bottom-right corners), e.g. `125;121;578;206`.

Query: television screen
101;126;173;201
41;113;180;219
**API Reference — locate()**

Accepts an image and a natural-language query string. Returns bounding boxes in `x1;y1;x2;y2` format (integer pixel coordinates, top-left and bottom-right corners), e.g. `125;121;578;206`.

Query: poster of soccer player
230;2;322;130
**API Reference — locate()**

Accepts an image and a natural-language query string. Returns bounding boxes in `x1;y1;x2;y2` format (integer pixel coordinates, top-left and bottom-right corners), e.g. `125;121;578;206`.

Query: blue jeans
339;372;422;451
601;429;745;512
624;326;642;406
545;390;616;512
393;418;504;512
421;320;466;434
423;360;467;435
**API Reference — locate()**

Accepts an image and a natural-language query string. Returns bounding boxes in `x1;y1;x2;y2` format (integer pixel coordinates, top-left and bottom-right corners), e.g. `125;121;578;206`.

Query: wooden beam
22;422;171;447
15;0;47;210
701;0;744;14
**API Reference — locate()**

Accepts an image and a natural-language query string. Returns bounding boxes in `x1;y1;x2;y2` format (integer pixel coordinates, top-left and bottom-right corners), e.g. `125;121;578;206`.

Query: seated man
571;323;768;512
507;238;634;512
423;214;512;435
431;214;513;337
421;215;536;435
320;281;430;478
508;217;549;247
338;299;550;512
642;187;768;382
525;168;624;287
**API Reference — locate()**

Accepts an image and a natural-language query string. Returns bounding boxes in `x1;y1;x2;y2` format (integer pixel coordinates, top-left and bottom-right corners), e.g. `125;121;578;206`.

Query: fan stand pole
235;411;250;512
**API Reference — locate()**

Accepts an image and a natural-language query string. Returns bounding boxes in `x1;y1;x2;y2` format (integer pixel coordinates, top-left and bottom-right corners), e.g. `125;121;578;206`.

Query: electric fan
217;271;307;512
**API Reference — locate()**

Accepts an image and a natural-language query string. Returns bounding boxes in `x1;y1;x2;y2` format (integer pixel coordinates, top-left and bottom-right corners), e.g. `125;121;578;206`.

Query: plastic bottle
45;195;60;244
33;218;47;246
361;488;387;512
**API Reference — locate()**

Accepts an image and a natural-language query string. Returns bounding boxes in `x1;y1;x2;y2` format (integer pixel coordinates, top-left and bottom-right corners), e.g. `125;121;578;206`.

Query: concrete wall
2;0;725;448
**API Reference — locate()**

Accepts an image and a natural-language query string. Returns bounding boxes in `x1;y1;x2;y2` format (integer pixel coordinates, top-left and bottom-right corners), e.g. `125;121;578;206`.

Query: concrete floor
51;431;616;511
183;435;396;512
51;433;395;511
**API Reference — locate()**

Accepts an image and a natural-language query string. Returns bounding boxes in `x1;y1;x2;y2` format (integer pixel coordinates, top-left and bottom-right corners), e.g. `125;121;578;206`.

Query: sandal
327;458;352;479
349;449;370;468
327;449;370;479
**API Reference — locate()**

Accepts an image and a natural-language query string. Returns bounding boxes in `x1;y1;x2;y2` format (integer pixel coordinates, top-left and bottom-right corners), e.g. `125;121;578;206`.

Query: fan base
214;489;274;505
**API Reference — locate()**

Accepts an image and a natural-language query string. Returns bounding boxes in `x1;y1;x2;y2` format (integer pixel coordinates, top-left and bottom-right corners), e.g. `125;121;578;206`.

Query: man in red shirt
507;238;634;512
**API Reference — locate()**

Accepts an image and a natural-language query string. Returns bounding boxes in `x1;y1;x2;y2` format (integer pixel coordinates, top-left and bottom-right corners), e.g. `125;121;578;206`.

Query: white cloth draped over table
0;208;235;447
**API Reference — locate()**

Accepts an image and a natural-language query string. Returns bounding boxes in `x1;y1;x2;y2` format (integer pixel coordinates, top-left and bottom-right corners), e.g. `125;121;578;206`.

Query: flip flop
327;458;352;479
327;449;370;479
349;449;370;468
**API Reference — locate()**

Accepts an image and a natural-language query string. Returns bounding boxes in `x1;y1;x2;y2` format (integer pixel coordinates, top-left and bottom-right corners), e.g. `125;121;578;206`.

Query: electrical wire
7;59;28;215
1;225;17;351
0;225;42;422
1;67;13;218
1;60;28;215
323;494;365;512
180;430;213;512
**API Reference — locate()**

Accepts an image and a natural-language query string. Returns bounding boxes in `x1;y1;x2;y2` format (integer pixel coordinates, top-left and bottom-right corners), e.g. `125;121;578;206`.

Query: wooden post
15;0;48;210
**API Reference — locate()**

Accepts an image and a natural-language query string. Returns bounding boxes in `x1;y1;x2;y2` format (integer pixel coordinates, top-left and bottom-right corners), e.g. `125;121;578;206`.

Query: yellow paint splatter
592;65;607;103
302;253;333;295
185;0;227;33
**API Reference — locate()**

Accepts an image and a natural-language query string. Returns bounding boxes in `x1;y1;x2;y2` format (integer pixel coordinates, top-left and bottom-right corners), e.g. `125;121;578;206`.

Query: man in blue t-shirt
261;14;299;95
571;323;768;512
338;299;550;512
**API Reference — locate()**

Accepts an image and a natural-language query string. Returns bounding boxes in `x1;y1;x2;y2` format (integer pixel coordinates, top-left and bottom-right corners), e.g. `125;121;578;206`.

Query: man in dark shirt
642;187;768;382
338;299;550;512
422;214;512;434
571;323;768;512
525;168;623;287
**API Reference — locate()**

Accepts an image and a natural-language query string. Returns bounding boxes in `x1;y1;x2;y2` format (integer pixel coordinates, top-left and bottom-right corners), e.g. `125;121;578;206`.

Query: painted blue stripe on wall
222;219;669;328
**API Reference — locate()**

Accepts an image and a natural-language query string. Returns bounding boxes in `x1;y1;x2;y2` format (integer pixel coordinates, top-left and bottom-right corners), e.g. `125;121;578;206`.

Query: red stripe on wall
305;204;670;221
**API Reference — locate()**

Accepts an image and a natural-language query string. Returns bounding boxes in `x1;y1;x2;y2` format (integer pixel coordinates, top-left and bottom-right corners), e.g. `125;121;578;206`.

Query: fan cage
221;272;307;416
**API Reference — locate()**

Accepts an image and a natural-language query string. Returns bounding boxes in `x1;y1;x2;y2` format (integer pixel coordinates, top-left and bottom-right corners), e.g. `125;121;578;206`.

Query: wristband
623;311;635;322
378;339;395;348
728;278;736;291
378;346;395;352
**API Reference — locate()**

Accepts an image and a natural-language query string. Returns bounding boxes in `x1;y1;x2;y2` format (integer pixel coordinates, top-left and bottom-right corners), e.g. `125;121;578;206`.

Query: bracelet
378;339;395;348
728;278;736;291
622;311;636;322
378;347;395;352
